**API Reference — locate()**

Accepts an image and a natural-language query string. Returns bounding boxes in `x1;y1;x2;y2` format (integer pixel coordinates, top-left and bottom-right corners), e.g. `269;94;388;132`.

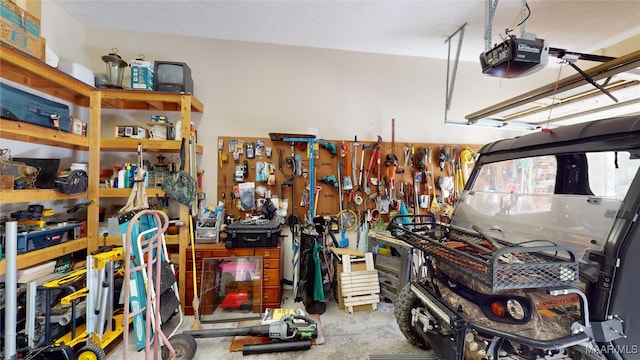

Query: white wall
76;28;573;200
41;1;86;64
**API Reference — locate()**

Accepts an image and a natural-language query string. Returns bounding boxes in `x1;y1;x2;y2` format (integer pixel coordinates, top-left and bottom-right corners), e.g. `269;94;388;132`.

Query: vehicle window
454;151;638;258
587;151;638;200
473;155;557;196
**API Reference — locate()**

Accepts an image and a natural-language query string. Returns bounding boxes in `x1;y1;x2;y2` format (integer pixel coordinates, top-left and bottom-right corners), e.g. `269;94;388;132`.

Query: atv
389;115;640;360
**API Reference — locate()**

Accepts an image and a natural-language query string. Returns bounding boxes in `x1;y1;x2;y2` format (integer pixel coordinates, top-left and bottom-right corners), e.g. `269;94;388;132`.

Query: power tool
184;314;317;341
321;141;337;157
182;314;318;355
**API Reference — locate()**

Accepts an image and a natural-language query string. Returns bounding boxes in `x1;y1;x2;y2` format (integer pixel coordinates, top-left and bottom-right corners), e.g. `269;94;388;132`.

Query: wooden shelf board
100;138;203;153
0;189;87;204
99;90;203;113
101;138;181;152
0;120;90;150
102;234;179;246
0;44;92;106
0;237;88;276
99;187;166;198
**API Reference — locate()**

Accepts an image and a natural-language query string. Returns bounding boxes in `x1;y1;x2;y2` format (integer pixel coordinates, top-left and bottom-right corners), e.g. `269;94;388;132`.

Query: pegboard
217;135;480;225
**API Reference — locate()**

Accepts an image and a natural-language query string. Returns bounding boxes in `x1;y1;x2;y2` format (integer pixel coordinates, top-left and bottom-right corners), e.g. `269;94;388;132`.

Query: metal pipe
4;221;17;360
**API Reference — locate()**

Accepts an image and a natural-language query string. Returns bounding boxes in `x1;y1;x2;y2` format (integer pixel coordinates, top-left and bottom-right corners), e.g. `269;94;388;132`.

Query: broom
189;215;202;330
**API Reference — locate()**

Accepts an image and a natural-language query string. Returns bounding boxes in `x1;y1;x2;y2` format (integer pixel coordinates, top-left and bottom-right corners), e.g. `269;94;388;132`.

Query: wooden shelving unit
92;90;203;306
1;44;204;309
1;44;92;277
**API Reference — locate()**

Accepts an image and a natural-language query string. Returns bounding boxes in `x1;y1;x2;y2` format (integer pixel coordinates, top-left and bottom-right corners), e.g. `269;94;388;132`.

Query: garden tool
314;186;322;216
396;146;410;174
351;136;361;193
358;144;371;192
363;135;382;195
384;118;398;166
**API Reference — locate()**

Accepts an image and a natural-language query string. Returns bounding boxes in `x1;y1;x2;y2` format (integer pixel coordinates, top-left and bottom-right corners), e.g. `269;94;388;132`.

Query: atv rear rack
388;215;579;291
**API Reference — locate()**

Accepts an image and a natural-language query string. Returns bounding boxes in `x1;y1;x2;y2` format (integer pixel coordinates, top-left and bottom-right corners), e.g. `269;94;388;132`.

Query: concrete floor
107;289;436;359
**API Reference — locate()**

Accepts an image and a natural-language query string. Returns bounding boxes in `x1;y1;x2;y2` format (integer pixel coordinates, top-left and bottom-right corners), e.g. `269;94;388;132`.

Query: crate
196;209;224;244
339;253;380;313
374;253;402;272
389;217;579;291
368;230;414;303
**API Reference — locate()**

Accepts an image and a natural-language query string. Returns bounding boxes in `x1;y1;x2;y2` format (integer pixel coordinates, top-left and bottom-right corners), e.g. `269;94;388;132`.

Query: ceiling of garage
52;0;640;128
50;0;639;61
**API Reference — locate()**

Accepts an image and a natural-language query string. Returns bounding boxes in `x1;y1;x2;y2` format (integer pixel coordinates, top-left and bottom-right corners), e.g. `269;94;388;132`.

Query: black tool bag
54;170;88;195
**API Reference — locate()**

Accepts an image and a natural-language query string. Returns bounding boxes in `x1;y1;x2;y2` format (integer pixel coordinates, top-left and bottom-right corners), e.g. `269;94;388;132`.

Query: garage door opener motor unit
480;34;549;78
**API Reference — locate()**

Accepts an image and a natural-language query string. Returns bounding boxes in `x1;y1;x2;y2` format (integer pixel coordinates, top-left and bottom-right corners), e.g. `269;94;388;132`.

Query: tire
162;333;197;360
76;342;106;360
395;283;431;349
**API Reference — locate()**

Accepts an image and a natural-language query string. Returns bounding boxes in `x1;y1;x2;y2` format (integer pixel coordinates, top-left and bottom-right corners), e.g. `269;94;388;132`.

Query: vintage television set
153;61;194;94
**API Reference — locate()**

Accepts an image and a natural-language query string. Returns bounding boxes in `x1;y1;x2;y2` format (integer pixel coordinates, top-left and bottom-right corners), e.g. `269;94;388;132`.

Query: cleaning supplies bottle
190;121;197;142
117;167;126;189
175;120;182;140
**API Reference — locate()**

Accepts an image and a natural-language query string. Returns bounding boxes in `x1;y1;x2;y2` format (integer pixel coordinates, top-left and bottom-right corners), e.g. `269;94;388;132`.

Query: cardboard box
9;0;40;20
59;61;95;86
130;58;154;90
71;117;87;136
115;124;147;139
1;0;42;60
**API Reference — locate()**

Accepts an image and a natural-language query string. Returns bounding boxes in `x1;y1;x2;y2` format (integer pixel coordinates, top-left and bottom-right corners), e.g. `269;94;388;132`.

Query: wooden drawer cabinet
262;287;280;304
262;268;280;287
263;258;280;270
183;240;284;315
255;248;279;259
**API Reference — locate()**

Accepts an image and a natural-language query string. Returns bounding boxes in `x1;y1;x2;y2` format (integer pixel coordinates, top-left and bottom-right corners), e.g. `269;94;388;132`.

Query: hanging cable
505;2;531;35
544;62;565;130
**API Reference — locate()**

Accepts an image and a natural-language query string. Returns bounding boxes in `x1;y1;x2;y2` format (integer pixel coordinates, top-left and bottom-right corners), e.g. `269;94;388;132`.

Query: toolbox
1;223;81;254
225;218;282;248
0;82;72;132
